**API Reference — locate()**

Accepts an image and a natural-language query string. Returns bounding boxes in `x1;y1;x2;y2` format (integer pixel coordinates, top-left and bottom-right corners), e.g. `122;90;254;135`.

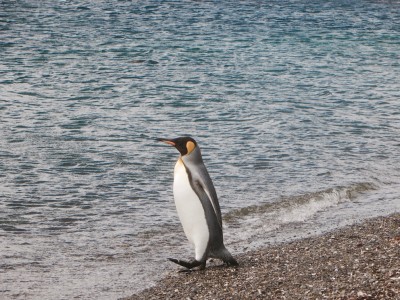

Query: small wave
224;182;378;224
222;182;383;252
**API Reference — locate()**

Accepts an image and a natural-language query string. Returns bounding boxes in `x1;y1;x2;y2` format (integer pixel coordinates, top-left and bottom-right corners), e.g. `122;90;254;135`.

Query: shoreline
123;213;400;300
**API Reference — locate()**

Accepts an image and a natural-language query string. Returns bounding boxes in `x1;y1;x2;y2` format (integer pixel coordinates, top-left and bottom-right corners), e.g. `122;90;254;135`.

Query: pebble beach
124;213;400;300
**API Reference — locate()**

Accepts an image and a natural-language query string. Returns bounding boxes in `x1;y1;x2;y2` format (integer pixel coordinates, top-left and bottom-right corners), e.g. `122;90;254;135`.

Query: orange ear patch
186;141;196;154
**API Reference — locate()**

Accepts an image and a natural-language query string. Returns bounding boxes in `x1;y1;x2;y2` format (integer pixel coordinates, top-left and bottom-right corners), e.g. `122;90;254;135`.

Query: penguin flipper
167;258;205;270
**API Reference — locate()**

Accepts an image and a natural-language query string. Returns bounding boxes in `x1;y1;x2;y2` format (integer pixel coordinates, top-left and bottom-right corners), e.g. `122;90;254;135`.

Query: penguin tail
224;254;239;267
215;247;239;267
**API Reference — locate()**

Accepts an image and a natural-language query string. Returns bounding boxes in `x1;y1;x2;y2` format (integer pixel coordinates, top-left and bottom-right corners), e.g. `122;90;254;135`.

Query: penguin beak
156;138;175;146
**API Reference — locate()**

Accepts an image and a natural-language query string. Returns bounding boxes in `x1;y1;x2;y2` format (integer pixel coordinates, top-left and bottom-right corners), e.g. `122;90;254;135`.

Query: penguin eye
186;141;196;154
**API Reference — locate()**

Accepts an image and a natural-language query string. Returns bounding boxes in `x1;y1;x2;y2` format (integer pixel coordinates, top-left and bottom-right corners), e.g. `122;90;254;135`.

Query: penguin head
157;136;198;156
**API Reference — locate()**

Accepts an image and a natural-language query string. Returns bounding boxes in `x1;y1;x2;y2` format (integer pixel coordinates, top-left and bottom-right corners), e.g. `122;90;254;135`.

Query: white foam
279;188;345;223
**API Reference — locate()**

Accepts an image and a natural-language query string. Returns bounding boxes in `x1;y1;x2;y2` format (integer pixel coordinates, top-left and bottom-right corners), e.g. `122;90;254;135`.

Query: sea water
1;0;399;299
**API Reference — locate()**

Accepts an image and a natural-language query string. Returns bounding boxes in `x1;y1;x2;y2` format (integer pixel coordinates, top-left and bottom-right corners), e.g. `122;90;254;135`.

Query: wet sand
123;214;400;300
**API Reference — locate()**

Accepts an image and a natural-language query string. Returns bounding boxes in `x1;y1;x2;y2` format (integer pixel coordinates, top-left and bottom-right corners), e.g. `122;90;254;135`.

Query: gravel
122;213;400;300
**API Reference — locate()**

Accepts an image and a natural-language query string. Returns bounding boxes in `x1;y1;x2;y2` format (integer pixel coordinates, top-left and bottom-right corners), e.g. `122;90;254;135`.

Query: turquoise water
1;1;400;299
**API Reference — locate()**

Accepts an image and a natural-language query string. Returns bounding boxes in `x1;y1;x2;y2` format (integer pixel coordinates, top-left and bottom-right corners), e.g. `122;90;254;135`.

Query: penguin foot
167;258;205;270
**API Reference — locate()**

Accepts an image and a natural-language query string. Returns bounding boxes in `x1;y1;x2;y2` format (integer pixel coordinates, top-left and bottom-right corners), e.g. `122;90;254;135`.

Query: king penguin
157;136;238;270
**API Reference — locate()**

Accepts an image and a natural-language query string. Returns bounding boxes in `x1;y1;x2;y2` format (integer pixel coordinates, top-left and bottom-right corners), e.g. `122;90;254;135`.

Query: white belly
173;159;209;261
